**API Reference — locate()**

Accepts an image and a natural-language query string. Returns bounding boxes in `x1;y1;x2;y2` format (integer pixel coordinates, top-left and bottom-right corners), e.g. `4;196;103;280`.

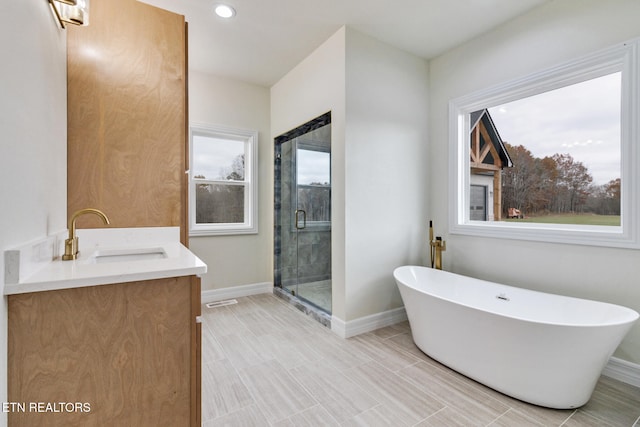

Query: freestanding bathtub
393;266;639;409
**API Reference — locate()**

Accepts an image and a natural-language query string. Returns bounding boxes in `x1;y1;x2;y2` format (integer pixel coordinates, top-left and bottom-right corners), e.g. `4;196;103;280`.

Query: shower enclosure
274;112;332;313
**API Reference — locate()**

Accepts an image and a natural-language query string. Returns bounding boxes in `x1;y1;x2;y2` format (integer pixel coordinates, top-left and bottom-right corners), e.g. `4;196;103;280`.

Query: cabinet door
190;275;202;426
8;276;197;426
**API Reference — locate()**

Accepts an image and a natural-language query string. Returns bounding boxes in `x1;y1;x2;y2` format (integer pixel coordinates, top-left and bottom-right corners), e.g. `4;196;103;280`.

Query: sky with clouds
297;149;330;185
192;135;330;186
193;136;244;180
488;72;621;185
193;74;620;187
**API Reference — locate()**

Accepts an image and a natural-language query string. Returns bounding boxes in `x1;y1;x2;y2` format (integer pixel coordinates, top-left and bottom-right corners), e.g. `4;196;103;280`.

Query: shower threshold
273;286;331;328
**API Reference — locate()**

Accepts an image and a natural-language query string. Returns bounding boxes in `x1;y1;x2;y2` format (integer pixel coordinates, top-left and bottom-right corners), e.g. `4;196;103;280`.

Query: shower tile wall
297;229;331;283
278;141;294;284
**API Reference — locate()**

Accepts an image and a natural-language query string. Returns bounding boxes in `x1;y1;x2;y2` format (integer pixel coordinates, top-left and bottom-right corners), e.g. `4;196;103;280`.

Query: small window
189;124;258;236
449;40;640;248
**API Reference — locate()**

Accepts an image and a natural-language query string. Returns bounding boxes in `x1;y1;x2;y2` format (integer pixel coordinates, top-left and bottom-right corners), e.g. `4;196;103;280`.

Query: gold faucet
62;208;110;260
429;221;446;270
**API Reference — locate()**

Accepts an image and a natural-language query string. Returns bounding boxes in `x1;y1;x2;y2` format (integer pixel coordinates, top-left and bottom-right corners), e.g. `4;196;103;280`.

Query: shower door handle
295;209;307;229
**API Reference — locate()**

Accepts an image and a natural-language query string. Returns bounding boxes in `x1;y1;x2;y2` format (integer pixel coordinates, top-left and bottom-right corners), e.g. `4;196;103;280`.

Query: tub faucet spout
429;221;446;270
62;208;110;261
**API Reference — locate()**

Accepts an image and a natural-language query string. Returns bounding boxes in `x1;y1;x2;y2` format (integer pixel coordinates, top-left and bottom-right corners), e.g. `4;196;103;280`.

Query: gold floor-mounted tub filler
429;220;446;270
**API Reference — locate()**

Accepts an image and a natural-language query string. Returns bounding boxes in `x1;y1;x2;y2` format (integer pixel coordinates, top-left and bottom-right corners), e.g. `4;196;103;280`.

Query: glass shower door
275;113;332;313
277;137;300;298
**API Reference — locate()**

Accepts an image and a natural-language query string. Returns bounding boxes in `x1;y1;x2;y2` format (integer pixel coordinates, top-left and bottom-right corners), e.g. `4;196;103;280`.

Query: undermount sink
90;247;167;263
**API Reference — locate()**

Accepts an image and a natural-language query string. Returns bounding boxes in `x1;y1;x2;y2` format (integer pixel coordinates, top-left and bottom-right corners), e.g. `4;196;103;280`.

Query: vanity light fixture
49;0;90;29
214;3;236;19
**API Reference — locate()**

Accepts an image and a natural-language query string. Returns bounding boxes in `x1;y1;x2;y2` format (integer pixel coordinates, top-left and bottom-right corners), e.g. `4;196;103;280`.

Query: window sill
189;225;258;237
450;221;638;249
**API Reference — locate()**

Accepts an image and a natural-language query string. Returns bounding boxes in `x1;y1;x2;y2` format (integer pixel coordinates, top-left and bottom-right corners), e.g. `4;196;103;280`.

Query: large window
449;40;640;248
189;124;258;236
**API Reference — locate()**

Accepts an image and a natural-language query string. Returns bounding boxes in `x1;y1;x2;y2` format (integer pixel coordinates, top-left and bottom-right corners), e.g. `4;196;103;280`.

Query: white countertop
4;227;207;295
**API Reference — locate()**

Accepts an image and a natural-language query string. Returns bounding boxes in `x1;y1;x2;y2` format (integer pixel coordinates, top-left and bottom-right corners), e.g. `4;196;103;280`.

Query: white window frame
449;39;640;248
189;123;258;236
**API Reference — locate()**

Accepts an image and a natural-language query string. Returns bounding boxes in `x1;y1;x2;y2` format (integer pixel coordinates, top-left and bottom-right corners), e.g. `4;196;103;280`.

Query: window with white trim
449;40;640;248
189;124;258;236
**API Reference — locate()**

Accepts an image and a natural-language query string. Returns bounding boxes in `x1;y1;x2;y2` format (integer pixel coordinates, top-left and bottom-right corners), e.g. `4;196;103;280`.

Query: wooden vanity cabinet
8;276;201;427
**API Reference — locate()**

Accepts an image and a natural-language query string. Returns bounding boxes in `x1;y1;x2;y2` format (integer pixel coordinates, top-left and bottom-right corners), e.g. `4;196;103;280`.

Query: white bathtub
393;266;639;409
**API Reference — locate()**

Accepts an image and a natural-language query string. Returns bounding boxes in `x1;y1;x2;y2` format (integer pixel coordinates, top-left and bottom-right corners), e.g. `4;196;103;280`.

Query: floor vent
205;299;238;309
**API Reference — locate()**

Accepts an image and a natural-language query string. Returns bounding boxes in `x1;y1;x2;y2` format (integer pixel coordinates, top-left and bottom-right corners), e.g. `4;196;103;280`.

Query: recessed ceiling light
214;4;236;18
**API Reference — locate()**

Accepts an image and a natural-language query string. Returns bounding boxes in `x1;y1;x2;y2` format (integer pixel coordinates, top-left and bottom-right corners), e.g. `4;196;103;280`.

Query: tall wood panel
67;0;187;243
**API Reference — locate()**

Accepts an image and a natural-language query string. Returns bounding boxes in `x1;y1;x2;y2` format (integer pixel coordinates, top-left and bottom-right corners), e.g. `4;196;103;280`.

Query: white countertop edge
4;235;208;295
4;265;207;295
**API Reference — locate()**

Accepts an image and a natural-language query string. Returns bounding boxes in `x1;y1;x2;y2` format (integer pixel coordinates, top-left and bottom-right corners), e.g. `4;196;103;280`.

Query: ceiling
138;0;548;87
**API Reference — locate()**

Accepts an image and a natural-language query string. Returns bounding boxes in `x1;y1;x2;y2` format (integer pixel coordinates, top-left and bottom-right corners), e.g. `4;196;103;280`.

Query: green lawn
504;214;621;226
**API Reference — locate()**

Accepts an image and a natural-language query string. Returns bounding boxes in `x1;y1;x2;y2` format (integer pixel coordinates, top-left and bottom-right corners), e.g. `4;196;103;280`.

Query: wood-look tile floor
201;294;640;426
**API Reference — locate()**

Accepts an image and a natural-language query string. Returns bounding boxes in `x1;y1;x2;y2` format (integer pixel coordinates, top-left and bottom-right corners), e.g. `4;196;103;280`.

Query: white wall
188;71;271;290
0;1;68;425
271;27;429;323
344;29;429;320
429;0;640;363
271;27;347;319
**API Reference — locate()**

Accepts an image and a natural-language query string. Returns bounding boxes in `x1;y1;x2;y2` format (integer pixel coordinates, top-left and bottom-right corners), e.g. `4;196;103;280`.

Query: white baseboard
332;307;407;338
201;282;273;304
602;357;640;388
